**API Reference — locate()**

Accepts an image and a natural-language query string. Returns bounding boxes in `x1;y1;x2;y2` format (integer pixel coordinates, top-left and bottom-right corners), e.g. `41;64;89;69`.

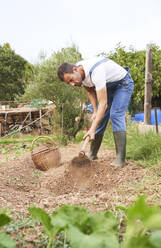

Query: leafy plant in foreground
121;196;161;248
29;197;161;248
28;206;64;248
53;205;119;248
0;211;16;248
29;205;119;248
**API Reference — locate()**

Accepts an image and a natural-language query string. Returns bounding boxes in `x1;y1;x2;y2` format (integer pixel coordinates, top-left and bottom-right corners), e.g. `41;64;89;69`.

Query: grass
102;121;161;167
74;130;85;143
0;134;60;144
126;125;161;166
102;122;115;149
63;120;161;167
0;122;161;166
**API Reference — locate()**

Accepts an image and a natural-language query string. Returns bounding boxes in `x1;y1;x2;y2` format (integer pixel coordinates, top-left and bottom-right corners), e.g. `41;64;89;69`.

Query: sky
1;0;161;64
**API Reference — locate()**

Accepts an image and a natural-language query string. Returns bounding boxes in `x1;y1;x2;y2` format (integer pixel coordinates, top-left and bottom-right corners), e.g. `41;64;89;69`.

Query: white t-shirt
76;57;127;91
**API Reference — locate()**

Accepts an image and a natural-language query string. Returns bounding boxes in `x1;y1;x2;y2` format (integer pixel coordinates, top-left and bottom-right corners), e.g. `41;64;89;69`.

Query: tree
100;43;161;114
20;45;88;139
0;43;33;102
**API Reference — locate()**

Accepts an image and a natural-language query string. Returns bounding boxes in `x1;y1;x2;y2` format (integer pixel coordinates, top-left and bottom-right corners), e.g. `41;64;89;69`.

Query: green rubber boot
88;133;103;160
111;131;126;167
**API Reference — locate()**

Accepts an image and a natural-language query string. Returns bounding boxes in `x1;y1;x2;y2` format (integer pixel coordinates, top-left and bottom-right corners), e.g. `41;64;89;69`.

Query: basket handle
31;136;58;156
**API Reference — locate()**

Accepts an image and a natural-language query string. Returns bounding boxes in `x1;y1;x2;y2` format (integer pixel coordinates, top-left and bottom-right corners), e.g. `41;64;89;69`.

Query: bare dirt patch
0;141;161;214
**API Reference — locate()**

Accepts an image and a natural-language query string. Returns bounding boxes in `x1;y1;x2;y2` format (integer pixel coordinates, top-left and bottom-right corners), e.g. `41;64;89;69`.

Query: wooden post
154;108;159;134
144;44;152;125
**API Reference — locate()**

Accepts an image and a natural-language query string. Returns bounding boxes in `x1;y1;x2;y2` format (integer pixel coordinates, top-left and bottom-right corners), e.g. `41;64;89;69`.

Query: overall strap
89;58;109;80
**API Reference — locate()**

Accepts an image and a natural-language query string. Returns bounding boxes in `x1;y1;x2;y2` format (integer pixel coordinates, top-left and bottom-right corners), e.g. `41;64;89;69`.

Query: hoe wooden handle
79;136;90;158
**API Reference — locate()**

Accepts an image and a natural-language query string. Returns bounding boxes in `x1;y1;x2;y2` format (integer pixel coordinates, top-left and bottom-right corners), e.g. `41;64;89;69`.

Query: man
57;57;134;167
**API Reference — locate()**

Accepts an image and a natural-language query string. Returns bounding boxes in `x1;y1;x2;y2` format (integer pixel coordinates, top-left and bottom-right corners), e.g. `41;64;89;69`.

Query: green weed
0;134;59;145
102;122;161;166
1;147;11;154
74;131;84;143
126;125;161;166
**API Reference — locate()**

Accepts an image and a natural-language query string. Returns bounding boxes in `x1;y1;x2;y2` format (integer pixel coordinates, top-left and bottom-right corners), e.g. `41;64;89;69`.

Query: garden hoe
71;136;91;167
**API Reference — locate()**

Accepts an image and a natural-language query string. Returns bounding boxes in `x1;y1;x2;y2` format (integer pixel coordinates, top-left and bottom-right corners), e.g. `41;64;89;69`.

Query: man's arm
83;86;98;115
84;85;107;140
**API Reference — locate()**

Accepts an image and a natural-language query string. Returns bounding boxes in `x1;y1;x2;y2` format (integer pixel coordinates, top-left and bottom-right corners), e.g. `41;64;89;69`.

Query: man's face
63;67;83;87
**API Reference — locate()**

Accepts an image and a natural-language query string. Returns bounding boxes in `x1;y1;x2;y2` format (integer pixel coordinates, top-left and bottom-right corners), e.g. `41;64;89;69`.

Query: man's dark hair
57;62;75;81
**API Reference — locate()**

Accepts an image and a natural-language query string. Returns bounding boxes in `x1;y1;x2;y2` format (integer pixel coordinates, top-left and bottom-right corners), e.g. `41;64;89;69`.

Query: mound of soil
0;142;148;213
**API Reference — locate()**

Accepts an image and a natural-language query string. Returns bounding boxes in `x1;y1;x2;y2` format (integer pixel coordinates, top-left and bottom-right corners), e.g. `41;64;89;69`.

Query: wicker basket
31;136;61;171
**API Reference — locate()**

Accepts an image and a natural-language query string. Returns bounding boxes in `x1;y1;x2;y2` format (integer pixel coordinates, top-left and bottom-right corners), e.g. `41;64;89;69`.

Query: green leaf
122;235;153;248
146;215;161;230
0;214;11;227
122;197;161;248
125;196;161;232
29;206;56;238
52;205;119;248
52;205;90;229
86;211;118;233
0;233;16;248
67;226;119;248
149;230;161;248
126;196;160;224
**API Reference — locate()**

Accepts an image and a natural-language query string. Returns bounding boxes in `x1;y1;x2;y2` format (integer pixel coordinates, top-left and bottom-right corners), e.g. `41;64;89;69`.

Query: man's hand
83;129;95;141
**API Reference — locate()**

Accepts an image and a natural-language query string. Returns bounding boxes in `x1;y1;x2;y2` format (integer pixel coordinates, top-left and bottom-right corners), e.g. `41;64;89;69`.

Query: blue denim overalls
89;59;134;134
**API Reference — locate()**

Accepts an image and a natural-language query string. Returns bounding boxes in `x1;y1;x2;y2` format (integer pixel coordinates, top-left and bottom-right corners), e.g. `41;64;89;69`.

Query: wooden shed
0;104;55;137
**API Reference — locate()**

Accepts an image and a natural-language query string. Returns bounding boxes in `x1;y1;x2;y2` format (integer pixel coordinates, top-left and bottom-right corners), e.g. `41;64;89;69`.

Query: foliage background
1;42;161;137
19;45;88;138
100;43;161;113
0;43;33;103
